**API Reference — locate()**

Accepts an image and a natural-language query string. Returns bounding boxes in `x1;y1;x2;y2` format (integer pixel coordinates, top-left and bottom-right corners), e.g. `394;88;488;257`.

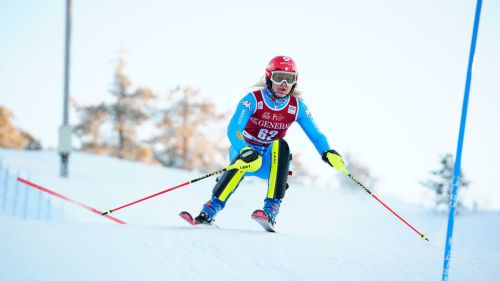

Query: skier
186;55;349;229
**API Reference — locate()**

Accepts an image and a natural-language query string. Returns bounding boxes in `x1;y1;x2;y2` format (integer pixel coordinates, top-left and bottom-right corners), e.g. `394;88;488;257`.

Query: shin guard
267;139;290;200
212;158;246;202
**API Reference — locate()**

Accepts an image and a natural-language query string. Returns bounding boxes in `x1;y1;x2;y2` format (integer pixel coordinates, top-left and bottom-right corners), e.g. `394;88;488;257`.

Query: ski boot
194;211;214;225
179;211;217;227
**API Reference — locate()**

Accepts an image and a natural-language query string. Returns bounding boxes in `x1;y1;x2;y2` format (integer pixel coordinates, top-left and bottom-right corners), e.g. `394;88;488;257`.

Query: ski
179;211;219;228
251;210;276;232
179;210;276;232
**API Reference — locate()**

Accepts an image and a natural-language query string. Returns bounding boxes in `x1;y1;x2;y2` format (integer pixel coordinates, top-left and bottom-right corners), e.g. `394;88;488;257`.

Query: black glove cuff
321;149;341;166
240;149;259;163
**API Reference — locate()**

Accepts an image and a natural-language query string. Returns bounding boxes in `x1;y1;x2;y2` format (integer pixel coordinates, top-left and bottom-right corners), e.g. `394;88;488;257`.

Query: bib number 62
257;129;278;141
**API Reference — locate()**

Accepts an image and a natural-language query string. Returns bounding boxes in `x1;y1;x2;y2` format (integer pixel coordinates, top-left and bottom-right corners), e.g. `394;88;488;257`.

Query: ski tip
179;211;195;225
179;211;190;216
251;210;276;232
251;210;267;220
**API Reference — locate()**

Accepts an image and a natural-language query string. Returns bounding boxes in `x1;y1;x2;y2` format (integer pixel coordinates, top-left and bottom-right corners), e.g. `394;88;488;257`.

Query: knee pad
212;156;246;202
267;139;290;200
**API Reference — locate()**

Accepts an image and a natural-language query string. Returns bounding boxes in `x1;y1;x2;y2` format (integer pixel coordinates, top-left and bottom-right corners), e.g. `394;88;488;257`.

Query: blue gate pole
12;171;20;217
442;1;482;280
2;166;9;211
0;162;4;208
36;189;43;220
23;178;29;219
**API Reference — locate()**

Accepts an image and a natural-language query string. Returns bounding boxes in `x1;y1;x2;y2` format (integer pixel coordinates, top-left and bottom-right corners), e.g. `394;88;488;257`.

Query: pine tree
72;55;158;164
421;153;470;213
107;56;157;162
152;86;228;171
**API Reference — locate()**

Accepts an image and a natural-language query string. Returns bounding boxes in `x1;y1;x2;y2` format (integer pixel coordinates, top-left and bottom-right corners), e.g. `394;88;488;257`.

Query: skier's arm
227;93;256;152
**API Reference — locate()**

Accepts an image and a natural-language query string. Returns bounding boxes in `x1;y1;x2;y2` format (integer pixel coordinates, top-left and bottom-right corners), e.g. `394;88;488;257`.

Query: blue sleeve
227;93;256;152
296;100;331;155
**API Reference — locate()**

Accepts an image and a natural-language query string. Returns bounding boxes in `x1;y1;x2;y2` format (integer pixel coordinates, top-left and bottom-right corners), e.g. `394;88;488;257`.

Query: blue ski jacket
227;88;331;159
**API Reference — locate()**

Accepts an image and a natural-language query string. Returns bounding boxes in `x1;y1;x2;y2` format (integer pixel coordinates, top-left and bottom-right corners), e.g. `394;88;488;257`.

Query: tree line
72;56;228;172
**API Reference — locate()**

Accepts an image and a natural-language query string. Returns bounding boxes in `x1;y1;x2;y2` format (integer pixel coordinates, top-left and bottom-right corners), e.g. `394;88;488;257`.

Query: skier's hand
228;147;262;172
322;149;349;175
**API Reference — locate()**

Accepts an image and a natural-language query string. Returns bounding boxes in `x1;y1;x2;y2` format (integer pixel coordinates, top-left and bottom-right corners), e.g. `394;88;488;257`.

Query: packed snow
0;148;498;281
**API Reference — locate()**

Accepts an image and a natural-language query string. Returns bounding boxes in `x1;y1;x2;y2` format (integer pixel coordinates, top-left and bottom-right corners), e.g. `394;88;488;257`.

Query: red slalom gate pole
101;167;229;216
17;177;126;224
347;173;429;241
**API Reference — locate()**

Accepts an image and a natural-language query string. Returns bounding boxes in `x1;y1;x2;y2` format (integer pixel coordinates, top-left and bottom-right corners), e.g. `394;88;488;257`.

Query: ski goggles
270;71;297;86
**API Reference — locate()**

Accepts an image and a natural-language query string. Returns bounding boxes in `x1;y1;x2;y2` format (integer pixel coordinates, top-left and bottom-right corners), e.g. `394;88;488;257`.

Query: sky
1;0;499;208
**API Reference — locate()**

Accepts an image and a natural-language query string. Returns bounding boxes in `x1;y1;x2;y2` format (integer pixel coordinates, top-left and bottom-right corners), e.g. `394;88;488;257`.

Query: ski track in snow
0;149;499;281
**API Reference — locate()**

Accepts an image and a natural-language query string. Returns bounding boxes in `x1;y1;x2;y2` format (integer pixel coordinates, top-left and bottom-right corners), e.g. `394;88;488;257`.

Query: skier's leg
263;139;291;223
198;152;247;222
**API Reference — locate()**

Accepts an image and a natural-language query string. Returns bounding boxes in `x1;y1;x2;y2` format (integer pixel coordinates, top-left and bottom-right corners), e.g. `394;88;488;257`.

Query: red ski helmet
265;56;298;82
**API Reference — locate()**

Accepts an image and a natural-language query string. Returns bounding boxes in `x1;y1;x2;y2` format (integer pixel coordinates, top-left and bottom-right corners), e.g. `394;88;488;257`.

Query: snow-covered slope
0;149;499;281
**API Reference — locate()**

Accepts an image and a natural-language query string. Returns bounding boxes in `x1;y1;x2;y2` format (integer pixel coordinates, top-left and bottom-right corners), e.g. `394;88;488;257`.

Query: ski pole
346;173;430;241
101;166;230;216
17;177;126;224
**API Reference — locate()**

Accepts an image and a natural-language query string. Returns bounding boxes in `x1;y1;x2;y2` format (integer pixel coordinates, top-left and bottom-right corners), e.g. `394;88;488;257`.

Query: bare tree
72;101;111;154
153;86;228;171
